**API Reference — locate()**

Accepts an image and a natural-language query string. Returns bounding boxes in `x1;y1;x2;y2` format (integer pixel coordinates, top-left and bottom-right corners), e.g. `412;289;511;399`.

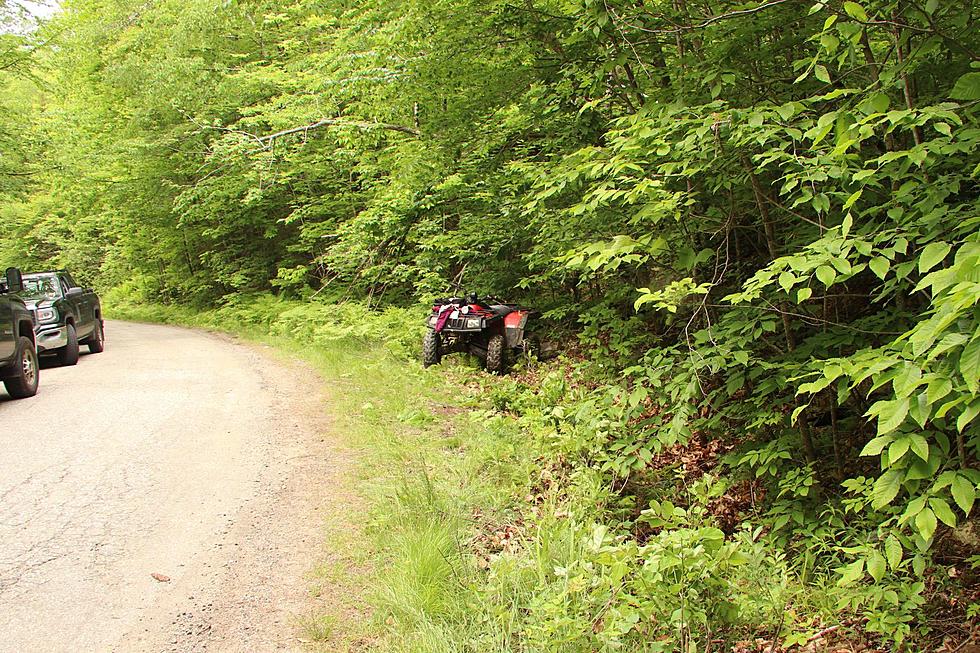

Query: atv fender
503;311;530;348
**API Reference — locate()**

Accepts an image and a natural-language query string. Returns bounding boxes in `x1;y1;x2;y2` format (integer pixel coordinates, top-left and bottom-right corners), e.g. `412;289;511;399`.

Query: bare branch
257;118;421;145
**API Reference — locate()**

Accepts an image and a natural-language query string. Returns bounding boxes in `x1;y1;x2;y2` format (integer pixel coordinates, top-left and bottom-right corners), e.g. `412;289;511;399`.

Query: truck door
0;297;15;361
63;273;93;335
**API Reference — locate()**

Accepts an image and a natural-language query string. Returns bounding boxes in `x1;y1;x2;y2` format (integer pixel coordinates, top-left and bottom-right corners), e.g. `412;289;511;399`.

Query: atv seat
488;304;516;316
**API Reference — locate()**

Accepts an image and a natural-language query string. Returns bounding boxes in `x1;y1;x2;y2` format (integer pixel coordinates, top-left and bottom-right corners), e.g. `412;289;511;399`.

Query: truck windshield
21;276;60;300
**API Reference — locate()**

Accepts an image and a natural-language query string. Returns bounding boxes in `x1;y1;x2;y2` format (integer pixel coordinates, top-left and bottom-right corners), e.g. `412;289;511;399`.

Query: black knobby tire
57;323;80;366
3;336;39;399
485;334;507;374
523;333;541;361
422;329;441;367
87;320;105;354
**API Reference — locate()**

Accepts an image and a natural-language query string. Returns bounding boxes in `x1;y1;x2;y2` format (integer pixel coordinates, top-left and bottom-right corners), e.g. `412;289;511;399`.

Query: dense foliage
3;0;980;649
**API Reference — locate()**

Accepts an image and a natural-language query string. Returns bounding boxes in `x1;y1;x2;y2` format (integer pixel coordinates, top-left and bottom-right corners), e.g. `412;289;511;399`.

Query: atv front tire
485;334;507;374
423;329;441;367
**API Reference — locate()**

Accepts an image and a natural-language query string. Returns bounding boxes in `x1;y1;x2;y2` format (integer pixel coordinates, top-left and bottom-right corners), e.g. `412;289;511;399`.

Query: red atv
423;292;537;374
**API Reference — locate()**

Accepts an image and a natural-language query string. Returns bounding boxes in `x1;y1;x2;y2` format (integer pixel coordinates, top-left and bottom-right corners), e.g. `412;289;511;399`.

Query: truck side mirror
5;267;23;294
67;287;84;297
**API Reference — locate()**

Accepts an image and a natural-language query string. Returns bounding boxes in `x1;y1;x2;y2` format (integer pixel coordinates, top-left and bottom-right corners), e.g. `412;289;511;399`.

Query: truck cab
0;267;39;399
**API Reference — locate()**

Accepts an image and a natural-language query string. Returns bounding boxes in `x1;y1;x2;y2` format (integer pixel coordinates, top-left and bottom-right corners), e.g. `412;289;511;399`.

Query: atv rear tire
423;329;441;367
485;334;507;374
522;333;541;361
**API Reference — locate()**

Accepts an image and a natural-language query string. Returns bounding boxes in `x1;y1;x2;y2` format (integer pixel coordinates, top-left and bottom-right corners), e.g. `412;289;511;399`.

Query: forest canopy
1;0;979;649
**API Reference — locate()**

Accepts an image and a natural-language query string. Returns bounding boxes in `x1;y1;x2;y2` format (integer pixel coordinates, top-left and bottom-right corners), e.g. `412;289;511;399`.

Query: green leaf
901;496;927;524
908;434;929;462
796;287;813;303
779;271;797;293
915;507;938;541
885;534;903;570
820;33;839;52
951;72;980;101
861;92;890;114
875;397;909;436
958;400;980;433
892;364;922;398
912;555;926;576
791;404;809;423
889;437;910;463
951;476;976;515
927;378;953;404
816;265;836;286
814;64;831;83
930;498;957;527
960;337;980;393
842;1;868;21
872;469;904;509
843;190;862;209
830;257;852;275
837;558;865;586
860;435;892;457
867;549;886;582
869;257;890;280
918;241;951;273
776;103;796;121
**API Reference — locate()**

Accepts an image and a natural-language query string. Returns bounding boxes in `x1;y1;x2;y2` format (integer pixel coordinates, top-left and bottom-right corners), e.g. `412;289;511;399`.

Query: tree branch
257;118;421;145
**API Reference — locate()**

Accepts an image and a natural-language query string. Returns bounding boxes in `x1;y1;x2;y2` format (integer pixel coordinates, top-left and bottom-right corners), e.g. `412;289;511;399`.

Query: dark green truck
21;270;104;365
0;267;39;399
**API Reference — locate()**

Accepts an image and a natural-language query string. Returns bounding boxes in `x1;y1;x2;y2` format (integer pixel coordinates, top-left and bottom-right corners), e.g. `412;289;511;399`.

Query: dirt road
0;321;348;652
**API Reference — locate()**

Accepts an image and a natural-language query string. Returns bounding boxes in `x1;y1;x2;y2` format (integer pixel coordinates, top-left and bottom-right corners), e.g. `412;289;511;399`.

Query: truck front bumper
35;324;68;353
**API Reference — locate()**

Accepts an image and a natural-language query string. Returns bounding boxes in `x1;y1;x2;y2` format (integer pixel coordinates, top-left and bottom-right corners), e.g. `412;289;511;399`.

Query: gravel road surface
0;321;346;652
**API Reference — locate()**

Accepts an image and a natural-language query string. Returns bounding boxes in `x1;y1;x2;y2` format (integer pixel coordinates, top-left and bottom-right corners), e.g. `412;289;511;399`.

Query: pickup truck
21;270;104;366
0;267;39;399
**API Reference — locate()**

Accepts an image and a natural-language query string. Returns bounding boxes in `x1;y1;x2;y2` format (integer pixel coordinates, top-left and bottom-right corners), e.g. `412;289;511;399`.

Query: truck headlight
36;307;57;324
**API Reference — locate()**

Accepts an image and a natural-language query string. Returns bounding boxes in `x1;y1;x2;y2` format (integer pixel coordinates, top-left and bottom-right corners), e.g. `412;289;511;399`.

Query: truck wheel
423;330;441;367
485;334;507;374
86;320;105;353
3;336;39;399
57;324;80;366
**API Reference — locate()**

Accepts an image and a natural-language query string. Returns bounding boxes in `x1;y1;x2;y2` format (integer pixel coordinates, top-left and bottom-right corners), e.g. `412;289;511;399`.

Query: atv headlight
36;307;57;324
465;318;482;329
427;315;437;327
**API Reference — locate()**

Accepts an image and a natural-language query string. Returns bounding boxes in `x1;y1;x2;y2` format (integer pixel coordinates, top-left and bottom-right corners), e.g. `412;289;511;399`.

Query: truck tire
485;334;507;374
57;323;80;366
423;329;441;367
3;336;39;399
86;320;105;353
